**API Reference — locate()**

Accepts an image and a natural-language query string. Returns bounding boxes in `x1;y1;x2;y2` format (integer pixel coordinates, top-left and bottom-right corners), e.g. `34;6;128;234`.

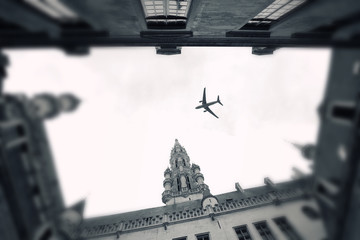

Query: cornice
79;187;306;239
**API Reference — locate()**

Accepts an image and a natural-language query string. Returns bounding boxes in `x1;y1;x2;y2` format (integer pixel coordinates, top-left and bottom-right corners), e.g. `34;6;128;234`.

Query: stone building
0;0;359;239
78;140;326;240
0;93;82;240
0;0;359;54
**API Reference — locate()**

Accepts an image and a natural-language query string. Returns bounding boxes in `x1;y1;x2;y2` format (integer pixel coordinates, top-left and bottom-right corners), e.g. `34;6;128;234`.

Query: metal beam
1;36;360;49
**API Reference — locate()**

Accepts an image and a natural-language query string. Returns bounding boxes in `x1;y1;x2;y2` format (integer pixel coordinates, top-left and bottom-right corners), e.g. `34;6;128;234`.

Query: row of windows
172;217;301;240
173;233;209;240
243;218;301;240
141;0;306;30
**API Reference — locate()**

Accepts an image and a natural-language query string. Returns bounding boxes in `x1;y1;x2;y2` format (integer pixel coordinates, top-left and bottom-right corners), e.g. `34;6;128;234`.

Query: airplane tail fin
217;96;223;106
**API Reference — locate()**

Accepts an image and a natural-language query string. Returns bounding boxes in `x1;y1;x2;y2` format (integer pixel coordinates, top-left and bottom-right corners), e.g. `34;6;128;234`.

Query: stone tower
162;139;210;205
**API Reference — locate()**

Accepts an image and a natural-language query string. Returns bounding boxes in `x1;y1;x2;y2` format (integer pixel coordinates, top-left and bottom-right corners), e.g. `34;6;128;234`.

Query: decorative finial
164;167;172;176
58;93;81;112
284;140;302;150
285;140;316;160
191;163;200;171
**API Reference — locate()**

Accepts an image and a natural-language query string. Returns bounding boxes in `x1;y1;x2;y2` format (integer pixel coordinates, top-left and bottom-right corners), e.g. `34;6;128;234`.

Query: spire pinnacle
163;139;210;205
286;140;316;160
171;138;186;156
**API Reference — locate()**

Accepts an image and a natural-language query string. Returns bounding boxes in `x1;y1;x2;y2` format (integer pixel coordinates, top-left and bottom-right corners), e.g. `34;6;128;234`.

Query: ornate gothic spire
162;139;210;205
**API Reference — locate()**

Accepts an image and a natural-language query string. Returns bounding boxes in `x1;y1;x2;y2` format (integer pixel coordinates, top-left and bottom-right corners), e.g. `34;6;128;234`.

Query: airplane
195;88;223;118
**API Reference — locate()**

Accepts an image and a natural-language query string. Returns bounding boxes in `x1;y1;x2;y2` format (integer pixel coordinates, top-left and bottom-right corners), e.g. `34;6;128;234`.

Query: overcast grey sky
5;47;330;218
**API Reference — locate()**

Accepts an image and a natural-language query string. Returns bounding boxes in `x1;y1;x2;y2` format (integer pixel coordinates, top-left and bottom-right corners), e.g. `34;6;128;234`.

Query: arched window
175;160;178;168
183;159;186;166
177;177;181;191
186;176;191;189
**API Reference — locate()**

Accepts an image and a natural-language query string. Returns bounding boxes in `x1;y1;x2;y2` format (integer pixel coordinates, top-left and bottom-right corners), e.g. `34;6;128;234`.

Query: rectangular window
177;177;181;191
186;176;191;189
240;0;307;30
24;0;79;21
196;233;210;240
234;225;252;240
273;217;302;240
254;0;307;20
140;0;193;28
173;237;187;240
328;101;356;125
254;221;276;240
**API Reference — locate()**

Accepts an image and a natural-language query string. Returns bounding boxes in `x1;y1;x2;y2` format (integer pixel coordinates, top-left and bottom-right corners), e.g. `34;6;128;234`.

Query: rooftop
80;178;310;238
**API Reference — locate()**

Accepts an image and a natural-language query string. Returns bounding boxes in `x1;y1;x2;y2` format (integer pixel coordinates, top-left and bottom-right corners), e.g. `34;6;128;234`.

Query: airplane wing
202;88;207;104
204;106;218;118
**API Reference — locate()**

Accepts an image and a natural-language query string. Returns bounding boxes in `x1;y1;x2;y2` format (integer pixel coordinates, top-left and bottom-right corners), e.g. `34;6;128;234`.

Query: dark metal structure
0;0;359;53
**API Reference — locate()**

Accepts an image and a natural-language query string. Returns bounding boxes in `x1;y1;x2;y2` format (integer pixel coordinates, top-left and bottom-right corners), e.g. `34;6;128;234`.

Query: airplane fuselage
195;101;218;109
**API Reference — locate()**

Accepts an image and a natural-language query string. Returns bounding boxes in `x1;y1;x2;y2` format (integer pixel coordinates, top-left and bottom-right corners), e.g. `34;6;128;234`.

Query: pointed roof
201;189;218;207
173;139;183;150
69;199;86;217
191;163;200;171
164;167;172;176
171;138;187;156
288;141;316;160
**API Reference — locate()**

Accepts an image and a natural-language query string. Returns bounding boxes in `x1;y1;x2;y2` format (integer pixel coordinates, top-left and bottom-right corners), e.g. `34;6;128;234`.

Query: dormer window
141;0;193;29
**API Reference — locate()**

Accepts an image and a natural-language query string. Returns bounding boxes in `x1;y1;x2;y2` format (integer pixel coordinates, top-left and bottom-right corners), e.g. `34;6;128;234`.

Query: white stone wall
166;193;204;205
90;199;326;240
202;197;219;208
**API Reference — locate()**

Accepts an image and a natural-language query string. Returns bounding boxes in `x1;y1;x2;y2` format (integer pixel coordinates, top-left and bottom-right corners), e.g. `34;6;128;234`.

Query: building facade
78;140;326;240
1;1;359;239
0;93;82;240
0;0;359;54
